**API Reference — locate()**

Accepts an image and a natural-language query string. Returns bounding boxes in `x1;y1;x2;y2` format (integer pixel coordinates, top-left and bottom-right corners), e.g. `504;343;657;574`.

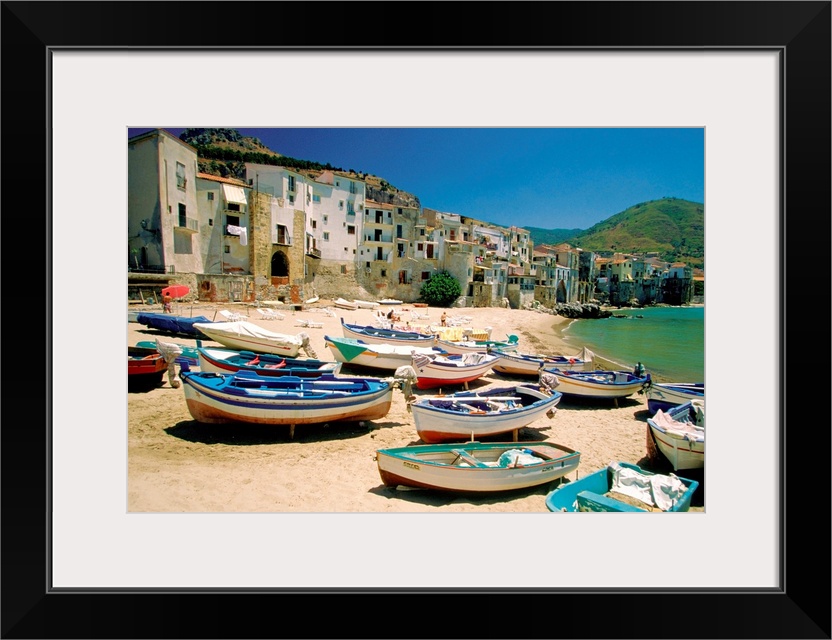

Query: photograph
4;1;829;638
125;126;707;515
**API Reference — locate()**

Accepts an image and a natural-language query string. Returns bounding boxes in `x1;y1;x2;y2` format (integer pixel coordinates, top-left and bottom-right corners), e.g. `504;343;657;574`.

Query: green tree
420;271;461;307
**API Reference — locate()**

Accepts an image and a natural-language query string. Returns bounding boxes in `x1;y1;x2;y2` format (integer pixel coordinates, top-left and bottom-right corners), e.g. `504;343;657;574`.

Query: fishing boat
545;461;699;512
375;440;580;494
541;368;651;401
340;317;436;347
333;297;359;311
435;336;519;355
191;321;317;358
324;335;442;372
644;381;705;414
128;345;167;391
410;351;498;390
646;400;705;471
490;346;595;377
179;367;394;439
197;346;341;378
136;312;212;338
409;384;562;443
378;298;403;305
353;299;380;309
135;340;199;366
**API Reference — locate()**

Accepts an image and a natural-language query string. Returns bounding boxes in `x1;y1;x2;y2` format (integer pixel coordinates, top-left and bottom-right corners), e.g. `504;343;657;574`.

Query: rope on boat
297;331;318;359
155;338;183;388
538;371;560;394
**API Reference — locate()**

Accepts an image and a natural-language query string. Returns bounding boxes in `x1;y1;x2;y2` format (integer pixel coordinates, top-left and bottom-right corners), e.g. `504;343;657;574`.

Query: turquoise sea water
561;306;704;383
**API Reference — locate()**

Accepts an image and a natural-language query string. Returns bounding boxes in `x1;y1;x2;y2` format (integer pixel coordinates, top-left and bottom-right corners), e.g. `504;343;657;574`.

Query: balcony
175;216;199;233
307;247;321;259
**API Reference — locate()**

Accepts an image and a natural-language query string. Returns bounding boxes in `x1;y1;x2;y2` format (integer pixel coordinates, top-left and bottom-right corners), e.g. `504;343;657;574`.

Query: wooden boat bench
575;490;645;512
450;448;488;467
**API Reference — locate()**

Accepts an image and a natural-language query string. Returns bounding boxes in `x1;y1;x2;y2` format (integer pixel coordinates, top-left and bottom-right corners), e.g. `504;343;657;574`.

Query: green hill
524;227;585;246
564;198;704;268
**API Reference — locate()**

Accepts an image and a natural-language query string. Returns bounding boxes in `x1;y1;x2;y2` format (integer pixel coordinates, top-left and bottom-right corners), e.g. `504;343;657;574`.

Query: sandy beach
128;300;698;513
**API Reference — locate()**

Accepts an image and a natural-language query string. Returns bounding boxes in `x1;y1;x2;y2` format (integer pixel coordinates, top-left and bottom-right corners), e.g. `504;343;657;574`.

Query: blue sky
128;127;704;230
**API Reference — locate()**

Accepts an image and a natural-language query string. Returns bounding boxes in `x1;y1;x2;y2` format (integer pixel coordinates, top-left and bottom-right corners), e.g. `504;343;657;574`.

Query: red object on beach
162;285;190;299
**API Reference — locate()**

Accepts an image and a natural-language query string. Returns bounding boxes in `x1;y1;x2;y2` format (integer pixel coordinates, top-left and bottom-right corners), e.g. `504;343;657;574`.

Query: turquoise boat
545;461;699;512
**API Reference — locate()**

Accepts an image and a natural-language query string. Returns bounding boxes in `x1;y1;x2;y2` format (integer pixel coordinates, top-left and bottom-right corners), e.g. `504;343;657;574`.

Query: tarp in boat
608;462;688;511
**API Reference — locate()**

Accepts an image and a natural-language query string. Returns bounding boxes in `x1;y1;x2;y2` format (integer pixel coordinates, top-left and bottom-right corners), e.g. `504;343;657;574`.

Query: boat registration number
403;461;420;471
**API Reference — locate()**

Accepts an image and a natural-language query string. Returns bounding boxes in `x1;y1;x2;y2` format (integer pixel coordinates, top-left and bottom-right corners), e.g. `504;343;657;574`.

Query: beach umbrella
162;285;190;299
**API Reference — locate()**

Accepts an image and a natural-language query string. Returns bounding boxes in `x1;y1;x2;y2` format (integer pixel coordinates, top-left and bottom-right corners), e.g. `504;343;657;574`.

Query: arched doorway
556;280;567;303
271;251;289;278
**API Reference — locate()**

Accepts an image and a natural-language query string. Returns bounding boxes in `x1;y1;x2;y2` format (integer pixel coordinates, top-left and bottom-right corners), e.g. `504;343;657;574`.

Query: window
208;219;213;226
176;162;186;189
341;265;347;274
288;194;295;205
275;224;289;244
398;208;403;214
226;215;240;228
336;181;340;187
422;272;430;280
366;262;370;268
323;232;330;241
287;175;296;192
178;203;187;227
311;220;317;229
417;243;424;251
339;200;344;210
349;181;356;194
380;270;386;278
227;203;240;212
323;215;328;224
207;192;214;201
224;245;230;254
347;225;355;235
312;194;321;203
420;228;425;236
347;201;354;215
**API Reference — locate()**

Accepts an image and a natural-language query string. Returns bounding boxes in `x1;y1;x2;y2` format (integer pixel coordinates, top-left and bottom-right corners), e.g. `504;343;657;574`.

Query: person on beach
440;311;448;326
162;292;173;314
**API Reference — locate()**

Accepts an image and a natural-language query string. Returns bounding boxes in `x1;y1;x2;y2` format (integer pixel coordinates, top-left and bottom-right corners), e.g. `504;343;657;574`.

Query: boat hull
646;401;705;470
435;338;517;355
128;347;167;391
545;461;699;512
411;385;562;443
411;353;498;390
491;351;592;376
325;336;440;372
543;369;650;399
197;347;341;377
334;298;358;310
181;371;393;426
645;382;705;414
341;318;435;347
136;313;211;337
192;322;305;357
376;441;580;493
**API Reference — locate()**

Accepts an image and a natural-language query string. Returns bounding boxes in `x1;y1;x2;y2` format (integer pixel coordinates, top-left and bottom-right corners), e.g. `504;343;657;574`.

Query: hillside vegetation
564;198;704;268
180;128;419;207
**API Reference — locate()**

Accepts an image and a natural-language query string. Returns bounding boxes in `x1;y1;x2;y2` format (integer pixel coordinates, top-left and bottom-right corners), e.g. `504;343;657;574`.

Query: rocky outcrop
554;302;612;319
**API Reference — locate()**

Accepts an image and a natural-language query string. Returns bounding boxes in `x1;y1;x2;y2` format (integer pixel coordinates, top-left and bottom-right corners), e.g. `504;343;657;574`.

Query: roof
128;128;197;153
197;172;248;187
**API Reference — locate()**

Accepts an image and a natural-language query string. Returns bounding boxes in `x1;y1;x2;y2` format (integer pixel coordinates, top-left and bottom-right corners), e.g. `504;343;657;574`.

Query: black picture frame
2;2;829;638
